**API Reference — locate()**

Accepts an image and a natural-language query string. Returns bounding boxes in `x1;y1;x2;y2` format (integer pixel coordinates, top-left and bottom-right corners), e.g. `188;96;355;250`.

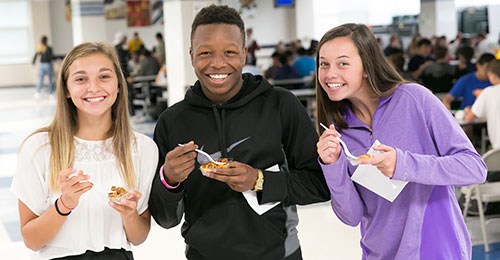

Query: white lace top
11;131;158;260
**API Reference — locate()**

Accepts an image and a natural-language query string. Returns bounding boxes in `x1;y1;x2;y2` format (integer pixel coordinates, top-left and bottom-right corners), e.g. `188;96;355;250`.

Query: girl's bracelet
59;195;75;211
54;198;71;216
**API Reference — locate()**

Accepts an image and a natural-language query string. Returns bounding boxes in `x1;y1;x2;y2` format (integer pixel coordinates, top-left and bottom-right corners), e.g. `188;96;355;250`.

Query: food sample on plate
108;186;130;203
199;158;230;176
357;154;373;160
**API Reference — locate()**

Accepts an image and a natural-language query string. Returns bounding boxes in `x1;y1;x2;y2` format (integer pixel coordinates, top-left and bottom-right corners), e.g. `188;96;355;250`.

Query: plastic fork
68;173;113;193
320;123;360;165
177;144;225;165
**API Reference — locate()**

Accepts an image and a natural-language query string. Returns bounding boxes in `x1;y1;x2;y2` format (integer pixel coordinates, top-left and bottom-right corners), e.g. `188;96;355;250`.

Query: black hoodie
149;73;330;260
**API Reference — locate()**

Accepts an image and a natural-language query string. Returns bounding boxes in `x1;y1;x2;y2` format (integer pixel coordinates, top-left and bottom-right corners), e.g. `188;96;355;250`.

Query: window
0;0;32;64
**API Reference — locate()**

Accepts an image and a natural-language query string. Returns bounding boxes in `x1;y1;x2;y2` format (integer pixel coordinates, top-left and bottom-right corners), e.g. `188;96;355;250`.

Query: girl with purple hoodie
315;23;487;260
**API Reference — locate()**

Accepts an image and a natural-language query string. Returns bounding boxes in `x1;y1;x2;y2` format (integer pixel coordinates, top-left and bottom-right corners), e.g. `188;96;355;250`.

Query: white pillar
488;4;500;46
70;0;106;46
419;0;457;40
295;0;315;44
163;0;216;107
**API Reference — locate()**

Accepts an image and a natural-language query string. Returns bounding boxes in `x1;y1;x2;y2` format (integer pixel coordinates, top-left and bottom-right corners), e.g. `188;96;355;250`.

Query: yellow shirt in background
128;38;143;54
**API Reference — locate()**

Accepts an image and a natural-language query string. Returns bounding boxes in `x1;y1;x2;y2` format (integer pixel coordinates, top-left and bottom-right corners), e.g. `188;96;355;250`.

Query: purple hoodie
320;83;487;260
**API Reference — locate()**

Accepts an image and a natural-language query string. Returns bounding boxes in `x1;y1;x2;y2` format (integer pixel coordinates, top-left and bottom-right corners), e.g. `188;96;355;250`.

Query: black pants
186;246;302;260
52;247;133;260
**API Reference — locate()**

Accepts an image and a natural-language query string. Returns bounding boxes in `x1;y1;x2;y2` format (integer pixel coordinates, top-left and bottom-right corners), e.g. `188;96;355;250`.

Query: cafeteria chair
462;148;500;252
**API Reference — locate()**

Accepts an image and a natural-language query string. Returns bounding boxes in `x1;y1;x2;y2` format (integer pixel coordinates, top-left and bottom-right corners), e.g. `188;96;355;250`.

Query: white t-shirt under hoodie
10;131;159;260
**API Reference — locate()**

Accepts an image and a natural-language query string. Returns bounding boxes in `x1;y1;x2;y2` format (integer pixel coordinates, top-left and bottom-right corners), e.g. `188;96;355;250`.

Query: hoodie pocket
185;201;285;260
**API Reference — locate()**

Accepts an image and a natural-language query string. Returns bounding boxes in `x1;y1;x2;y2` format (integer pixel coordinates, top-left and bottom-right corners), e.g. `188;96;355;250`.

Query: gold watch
253;169;264;191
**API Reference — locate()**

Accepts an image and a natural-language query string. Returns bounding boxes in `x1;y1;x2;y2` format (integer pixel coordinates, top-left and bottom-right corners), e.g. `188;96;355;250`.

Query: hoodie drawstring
212;105;228;158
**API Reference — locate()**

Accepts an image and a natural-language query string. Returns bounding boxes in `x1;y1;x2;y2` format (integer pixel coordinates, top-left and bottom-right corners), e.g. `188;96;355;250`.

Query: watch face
256;179;263;190
253;169;264;191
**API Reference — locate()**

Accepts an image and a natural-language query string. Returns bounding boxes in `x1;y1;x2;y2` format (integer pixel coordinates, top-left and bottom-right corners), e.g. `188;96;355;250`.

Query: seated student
128;50;142;77
293;47;315;78
407;38;434;80
421;46;456;93
465;59;500;149
455;46;475;79
383;34;403;57
274;50;302;89
388;50;414;81
274;50;301;80
442;53;495;110
137;48;160;77
307;39;319;56
11;42;158;259
264;51;280;79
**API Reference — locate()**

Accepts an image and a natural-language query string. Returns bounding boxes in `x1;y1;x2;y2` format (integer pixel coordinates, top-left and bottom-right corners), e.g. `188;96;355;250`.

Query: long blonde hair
27;42;135;192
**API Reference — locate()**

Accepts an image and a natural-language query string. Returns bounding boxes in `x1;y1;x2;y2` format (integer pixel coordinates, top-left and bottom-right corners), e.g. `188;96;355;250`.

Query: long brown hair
315;23;405;133
26;42;135;192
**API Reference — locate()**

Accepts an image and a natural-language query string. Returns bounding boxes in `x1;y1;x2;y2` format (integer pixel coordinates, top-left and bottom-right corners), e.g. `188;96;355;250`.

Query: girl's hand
59;168;93;209
109;189;141;222
317;124;342;165
357;144;397;178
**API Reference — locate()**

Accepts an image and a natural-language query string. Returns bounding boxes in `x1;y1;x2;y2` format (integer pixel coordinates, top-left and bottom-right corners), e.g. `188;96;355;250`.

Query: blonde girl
12;42;158;260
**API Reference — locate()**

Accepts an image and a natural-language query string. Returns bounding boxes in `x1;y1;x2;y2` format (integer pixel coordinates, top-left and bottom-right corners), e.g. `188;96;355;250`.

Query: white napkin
350;140;408;202
243;164;280;215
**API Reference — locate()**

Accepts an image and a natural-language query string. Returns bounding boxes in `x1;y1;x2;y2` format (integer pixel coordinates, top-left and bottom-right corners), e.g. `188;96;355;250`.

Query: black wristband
54;198;71;216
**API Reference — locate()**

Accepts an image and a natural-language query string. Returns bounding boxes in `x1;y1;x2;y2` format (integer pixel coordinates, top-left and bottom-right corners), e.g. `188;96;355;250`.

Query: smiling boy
148;5;329;260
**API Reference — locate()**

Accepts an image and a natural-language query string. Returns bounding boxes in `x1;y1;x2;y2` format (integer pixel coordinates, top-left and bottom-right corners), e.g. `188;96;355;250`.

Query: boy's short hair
297;47;308;56
486;59;500;78
457;46;474;62
433;46;448;60
389;53;405;71
478;53;495;65
191;4;245;46
417;38;431;47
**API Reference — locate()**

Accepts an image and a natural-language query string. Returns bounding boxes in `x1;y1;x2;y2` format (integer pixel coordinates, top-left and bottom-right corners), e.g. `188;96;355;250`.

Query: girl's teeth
327;83;343;89
86;97;104;103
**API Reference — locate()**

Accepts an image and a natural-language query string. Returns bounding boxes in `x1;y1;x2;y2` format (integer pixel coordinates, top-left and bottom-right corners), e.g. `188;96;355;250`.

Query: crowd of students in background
380;32;500;96
111;31;166;116
113;31;165;82
258;39;318;89
259;31;500;94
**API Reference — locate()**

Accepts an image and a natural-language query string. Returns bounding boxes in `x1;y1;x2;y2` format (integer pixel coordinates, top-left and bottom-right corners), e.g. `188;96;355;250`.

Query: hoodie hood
185;73;272;110
183;73;273;158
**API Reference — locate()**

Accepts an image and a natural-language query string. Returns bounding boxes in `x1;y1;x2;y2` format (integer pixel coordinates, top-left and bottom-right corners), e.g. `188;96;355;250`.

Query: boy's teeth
209;74;228;80
86;97;104;103
327;83;344;89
